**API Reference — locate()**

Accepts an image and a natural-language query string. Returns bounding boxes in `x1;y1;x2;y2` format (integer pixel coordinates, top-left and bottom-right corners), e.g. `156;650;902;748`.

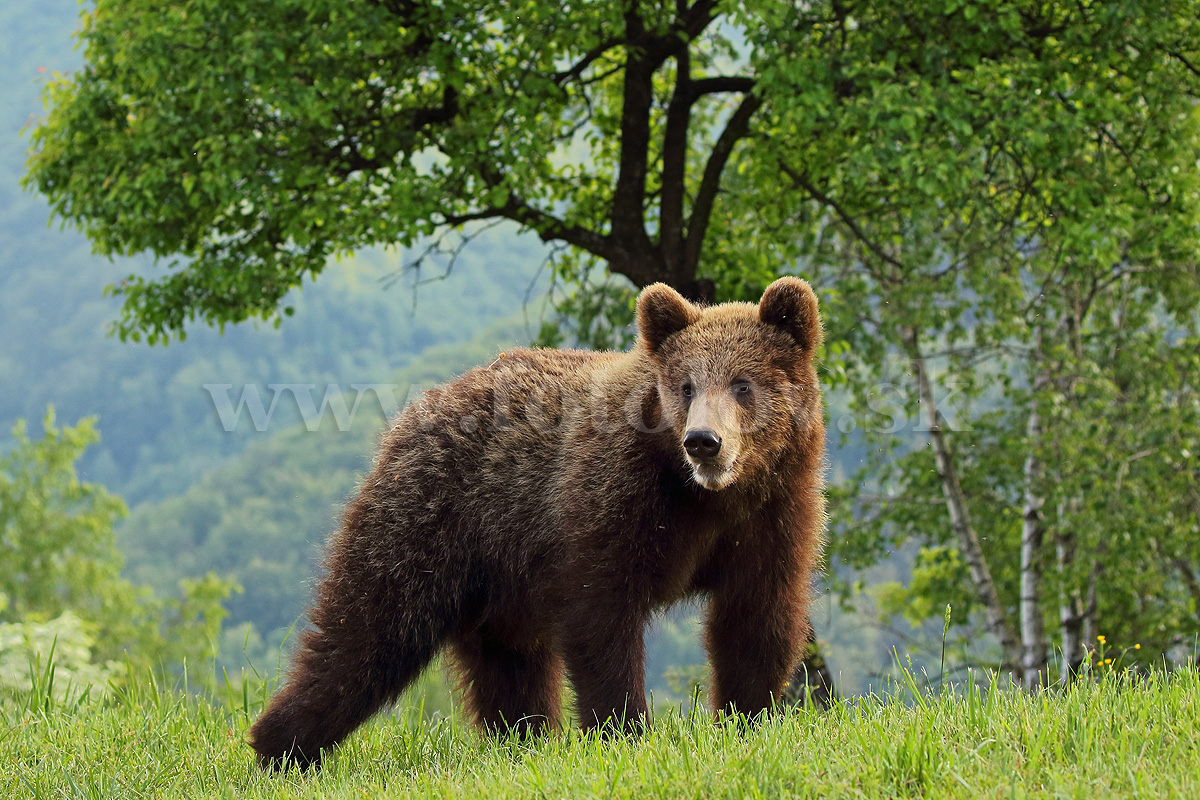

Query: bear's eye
732;380;752;395
681;382;694;399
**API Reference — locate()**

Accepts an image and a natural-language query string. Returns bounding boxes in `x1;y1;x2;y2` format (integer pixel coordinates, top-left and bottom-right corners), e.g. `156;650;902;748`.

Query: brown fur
248;278;827;769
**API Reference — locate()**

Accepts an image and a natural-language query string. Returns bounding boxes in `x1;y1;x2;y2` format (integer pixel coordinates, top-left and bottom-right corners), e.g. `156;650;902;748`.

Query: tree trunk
681;278;716;304
1020;406;1047;688
1020;332;1048;689
1053;304;1092;684
1056;485;1103;681
1055;503;1086;683
1175;558;1200;611
784;629;838;710
900;326;1023;674
1082;562;1101;654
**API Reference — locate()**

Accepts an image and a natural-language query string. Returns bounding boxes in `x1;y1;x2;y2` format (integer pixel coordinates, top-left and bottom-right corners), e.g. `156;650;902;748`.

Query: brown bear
248;277;827;769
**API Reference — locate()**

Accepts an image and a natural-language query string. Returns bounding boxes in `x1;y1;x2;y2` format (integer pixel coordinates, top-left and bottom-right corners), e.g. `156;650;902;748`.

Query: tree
1;410;127;622
25;0;753;340
848;287;1200;685
771;22;1200;683
0;409;236;688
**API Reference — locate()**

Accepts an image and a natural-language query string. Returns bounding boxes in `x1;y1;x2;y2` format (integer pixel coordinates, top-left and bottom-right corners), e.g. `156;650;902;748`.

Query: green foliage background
0;412;232;696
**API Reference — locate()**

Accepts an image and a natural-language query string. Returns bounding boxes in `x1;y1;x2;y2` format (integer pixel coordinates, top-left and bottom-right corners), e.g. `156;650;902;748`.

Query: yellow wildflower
1097;635;1107;645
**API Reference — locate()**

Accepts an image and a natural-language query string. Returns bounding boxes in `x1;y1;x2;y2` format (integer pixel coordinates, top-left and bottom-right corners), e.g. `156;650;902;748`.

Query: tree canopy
26;0;1200;342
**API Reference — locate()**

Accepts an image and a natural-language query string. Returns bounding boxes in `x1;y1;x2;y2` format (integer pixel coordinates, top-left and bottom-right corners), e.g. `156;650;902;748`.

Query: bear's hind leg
248;599;451;767
249;534;463;769
452;635;563;737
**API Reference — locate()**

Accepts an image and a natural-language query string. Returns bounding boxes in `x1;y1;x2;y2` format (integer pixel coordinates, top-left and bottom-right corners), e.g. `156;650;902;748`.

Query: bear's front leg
703;551;810;717
560;592;649;733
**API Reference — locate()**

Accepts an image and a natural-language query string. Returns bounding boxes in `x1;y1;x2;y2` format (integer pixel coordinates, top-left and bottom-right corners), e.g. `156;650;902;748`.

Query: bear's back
375;345;632;538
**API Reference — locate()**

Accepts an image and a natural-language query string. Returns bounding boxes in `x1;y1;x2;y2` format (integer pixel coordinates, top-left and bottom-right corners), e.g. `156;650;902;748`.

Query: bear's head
636;277;823;491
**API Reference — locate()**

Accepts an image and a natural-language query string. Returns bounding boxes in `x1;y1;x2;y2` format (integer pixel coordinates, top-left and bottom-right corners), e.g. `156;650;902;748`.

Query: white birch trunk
901;326;1022;673
1082;564;1100;652
1055;506;1084;683
1020;368;1047;689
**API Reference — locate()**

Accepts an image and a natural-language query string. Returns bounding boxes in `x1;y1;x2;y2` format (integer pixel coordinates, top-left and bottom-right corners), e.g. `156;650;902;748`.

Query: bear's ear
759;277;823;352
637;283;700;353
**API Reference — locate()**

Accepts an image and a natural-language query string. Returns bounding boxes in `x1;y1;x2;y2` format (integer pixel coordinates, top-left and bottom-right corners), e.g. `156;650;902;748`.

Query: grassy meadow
3;663;1198;799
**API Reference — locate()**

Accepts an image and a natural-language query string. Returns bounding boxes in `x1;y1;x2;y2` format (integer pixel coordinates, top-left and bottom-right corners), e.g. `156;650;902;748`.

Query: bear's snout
683;429;722;460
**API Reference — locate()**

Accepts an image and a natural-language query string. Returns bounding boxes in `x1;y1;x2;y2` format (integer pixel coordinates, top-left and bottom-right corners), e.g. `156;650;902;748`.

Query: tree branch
682;91;763;280
660;47;692;277
689;76;756;97
553;38;625;87
679;0;720;41
406;85;460;129
779;164;910;275
501;197;621;263
1168;49;1200;80
437;195;625;274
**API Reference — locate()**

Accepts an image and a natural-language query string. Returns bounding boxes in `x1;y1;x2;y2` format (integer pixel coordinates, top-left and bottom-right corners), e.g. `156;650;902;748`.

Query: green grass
3;667;1199;799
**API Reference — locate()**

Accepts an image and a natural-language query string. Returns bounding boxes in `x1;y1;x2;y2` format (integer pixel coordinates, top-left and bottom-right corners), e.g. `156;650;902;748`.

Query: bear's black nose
683;429;722;460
